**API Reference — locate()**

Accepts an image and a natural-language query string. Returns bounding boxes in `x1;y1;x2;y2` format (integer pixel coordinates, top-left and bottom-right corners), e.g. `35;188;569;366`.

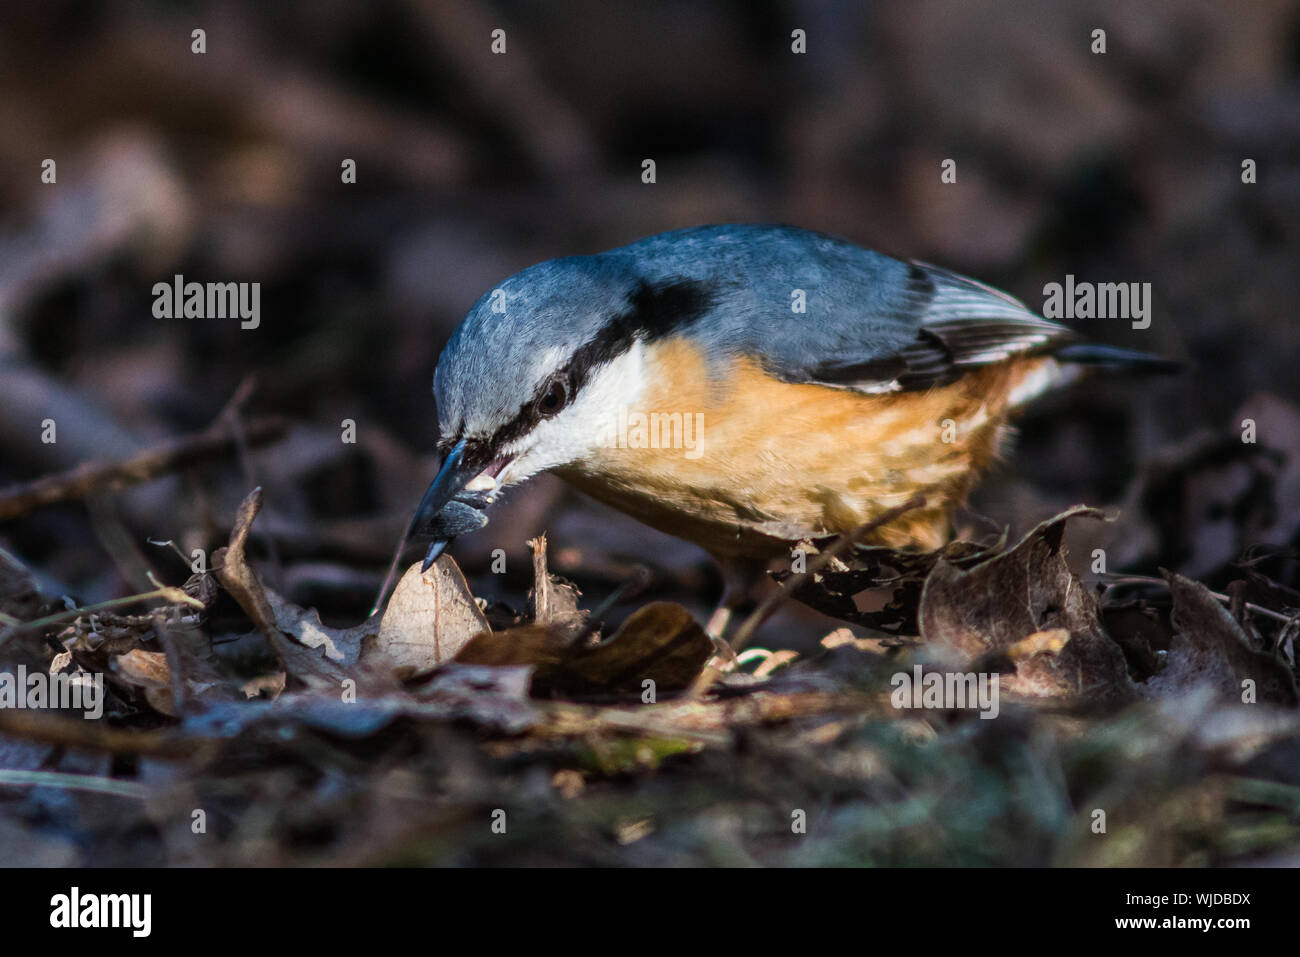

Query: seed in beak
463;472;498;493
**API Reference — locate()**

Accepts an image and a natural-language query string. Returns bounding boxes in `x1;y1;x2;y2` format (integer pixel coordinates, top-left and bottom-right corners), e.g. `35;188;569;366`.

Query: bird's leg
704;556;770;643
703;604;737;641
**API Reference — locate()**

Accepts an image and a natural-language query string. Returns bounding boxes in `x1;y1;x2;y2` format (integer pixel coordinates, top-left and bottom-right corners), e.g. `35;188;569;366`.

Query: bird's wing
772;260;1079;394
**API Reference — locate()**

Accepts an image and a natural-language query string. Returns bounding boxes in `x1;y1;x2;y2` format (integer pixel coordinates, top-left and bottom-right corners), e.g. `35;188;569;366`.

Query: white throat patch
498;340;650;485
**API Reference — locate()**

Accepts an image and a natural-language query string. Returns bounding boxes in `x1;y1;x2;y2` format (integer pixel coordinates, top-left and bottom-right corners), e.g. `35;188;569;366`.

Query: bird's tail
1053;343;1182;375
1008;343;1179;409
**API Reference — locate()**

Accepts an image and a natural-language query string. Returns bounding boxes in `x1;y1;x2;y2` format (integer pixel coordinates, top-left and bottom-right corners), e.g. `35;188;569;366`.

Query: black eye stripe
474;277;717;453
564;277;716;392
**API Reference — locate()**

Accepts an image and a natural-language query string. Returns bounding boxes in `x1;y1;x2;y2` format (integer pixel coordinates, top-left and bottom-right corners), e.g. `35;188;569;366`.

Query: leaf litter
2;459;1300;864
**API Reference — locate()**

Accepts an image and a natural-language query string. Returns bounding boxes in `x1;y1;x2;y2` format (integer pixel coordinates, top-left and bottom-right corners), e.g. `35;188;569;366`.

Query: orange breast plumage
556;336;1057;559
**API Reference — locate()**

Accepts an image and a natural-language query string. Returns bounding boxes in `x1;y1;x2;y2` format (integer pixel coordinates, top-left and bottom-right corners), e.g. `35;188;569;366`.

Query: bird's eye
536;375;569;417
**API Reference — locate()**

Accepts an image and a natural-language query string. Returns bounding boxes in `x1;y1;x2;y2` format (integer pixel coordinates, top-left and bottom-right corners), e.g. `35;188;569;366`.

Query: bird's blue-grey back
434;224;1094;437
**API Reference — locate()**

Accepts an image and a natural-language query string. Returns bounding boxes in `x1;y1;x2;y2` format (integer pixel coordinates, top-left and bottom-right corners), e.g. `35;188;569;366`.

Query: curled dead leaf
919;506;1134;706
114;649;176;716
1141;571;1298;707
457;601;712;698
373;558;491;677
527;534;587;640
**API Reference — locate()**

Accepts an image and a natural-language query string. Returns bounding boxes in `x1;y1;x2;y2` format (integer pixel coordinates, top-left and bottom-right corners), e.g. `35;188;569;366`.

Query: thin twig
221;380;284;589
86;491;157;593
151;610;190;717
0;769;149;800
0;579;203;650
1100;573;1298;625
0;415;289;521
0;709;200;757
568;565;653;647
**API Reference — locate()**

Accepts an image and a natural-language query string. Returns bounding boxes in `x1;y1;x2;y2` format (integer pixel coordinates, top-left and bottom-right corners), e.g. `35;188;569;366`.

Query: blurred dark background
2;0;1299;639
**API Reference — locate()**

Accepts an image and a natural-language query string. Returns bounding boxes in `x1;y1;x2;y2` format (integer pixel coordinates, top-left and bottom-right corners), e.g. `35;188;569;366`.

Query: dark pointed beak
370;439;484;617
409;439;480;570
377;436;506;616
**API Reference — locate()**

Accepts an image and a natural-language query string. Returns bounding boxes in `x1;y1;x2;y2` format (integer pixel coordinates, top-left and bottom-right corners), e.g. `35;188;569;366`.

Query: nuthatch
383;224;1172;631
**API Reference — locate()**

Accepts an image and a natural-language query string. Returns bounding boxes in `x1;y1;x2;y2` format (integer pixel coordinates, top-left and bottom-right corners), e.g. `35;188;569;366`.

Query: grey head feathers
433;250;717;471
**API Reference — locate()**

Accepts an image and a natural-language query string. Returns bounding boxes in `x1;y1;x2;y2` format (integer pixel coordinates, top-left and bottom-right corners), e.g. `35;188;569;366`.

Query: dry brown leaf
457;602;712;698
919;506;1134;705
112;645;229;717
454;624;566;669
540;602;711;697
1140;571;1298;706
114;648;170;688
213;488;363;689
211;488;279;644
527;534;587;640
373;558;490;677
267;590;373;669
113;648;177;716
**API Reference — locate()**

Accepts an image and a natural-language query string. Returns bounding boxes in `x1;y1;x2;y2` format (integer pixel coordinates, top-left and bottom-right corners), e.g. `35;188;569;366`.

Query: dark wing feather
789;261;1079;393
